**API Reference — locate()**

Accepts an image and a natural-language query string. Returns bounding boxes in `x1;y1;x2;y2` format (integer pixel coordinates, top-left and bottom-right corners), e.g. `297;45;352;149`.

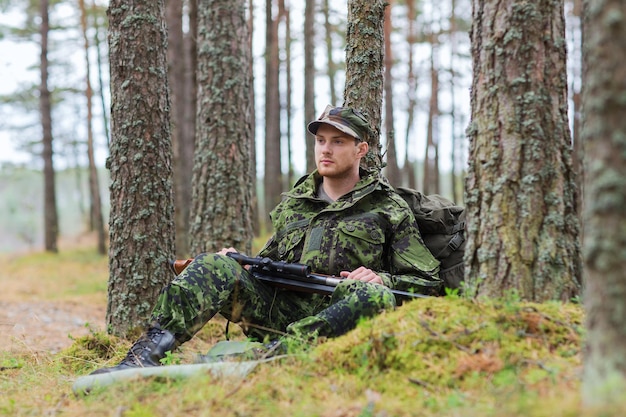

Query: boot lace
123;327;165;366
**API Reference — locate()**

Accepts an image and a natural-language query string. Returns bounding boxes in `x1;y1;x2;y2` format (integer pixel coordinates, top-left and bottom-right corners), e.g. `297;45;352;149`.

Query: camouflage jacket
257;169;442;295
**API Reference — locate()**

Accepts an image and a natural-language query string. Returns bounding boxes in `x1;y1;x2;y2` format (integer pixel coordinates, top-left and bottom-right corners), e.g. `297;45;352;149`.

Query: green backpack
395;187;466;291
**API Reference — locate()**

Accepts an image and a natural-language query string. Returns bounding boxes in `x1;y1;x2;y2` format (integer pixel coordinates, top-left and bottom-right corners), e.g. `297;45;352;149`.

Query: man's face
314;124;368;178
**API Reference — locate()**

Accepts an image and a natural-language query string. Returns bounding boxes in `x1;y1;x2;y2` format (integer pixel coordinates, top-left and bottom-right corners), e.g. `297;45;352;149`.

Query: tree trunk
403;0;418;189
279;0;294;188
39;0;59;254
465;0;581;301
166;0;193;258
323;0;338;107
449;0;462;203
569;0;584;223
383;0;401;186
189;0;254;255
424;42;440;195
304;0;316;173
106;0;175;337
91;0;110;148
343;0;386;170
248;0;260;235
185;0;199;244
264;0;282;222
79;0;106;255
581;0;626;407
70;142;87;223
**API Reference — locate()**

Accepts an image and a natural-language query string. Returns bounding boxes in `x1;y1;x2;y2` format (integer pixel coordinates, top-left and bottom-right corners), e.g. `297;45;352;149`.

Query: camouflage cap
307;105;371;141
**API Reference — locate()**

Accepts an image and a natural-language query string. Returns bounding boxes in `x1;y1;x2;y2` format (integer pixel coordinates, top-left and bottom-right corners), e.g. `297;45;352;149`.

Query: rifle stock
168;253;429;304
170;258;193;275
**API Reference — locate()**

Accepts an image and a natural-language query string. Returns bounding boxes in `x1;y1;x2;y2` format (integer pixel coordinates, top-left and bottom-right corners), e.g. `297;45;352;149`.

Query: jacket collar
287;168;390;202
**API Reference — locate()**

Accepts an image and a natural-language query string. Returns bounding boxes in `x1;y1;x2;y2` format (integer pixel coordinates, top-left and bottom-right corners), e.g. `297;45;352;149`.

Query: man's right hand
217;247;238;256
340;266;383;285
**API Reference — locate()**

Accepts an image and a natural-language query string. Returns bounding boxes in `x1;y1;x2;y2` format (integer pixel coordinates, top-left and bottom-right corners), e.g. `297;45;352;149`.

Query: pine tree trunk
424;44;440;195
189;0;254;255
581;0;626;407
403;0;418;189
344;0;385;170
166;0;193;258
450;0;462;203
79;0;105;255
106;0;175;337
91;0;110;148
304;0;316;173
280;1;294;188
323;0;338;107
569;0;583;223
247;0;260;235
184;0;199;242
39;0;59;254
383;1;401;186
264;0;282;220
465;0;581;301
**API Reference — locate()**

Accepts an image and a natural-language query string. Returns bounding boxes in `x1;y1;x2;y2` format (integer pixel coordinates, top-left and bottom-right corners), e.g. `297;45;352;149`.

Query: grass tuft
56;329;127;374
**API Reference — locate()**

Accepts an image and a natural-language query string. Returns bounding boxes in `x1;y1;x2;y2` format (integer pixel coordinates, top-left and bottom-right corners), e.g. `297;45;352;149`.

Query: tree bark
403;0;418;189
465;0;581;301
304;0;316;173
39;0;59;254
343;0;386;170
581;0;626;407
569;0;584;224
106;0;175;337
189;0;254;255
383;0;401;186
166;0;193;258
449;0;462;203
79;0;106;255
185;0;199;242
323;0;338;107
248;0;260;234
91;0;110;148
264;0;282;222
279;1;294;188
424;42;440;195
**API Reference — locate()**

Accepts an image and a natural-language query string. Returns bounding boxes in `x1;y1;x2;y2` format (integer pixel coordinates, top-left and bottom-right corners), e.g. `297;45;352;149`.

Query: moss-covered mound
53;296;587;417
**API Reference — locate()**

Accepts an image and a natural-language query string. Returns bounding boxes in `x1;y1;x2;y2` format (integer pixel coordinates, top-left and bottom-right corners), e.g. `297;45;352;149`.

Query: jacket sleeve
378;213;442;295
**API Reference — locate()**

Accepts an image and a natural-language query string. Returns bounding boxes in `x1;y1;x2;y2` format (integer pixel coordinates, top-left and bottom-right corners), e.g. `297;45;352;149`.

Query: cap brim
307;120;360;140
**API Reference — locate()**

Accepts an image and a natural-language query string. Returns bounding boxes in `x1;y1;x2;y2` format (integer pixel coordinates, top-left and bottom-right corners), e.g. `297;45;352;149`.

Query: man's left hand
340;267;383;285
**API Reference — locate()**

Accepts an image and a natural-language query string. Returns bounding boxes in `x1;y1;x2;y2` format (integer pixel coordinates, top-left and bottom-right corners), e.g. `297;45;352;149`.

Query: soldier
91;105;441;374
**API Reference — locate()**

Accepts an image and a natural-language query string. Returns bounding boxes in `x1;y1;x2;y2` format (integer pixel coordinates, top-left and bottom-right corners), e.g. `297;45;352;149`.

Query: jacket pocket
335;215;386;271
276;220;308;261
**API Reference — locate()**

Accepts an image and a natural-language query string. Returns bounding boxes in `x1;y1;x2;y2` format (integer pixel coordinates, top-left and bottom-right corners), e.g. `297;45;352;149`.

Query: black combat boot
90;325;178;375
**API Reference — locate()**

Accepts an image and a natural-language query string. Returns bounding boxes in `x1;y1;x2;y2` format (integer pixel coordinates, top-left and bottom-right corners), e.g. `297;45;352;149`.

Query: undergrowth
2;248;624;416
2;296;594;417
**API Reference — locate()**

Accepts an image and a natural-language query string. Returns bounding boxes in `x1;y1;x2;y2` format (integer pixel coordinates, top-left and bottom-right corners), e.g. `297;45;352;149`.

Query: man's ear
356;141;369;157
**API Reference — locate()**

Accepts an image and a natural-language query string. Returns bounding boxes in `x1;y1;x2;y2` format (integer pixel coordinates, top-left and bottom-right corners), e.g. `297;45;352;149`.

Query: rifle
169;253;429;305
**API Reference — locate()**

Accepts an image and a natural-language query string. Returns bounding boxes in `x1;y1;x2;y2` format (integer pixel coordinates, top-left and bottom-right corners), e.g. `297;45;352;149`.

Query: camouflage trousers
150;253;396;343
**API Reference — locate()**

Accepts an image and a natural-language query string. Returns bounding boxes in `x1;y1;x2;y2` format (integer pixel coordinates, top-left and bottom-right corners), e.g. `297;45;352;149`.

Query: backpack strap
450;220;466;235
435;230;465;260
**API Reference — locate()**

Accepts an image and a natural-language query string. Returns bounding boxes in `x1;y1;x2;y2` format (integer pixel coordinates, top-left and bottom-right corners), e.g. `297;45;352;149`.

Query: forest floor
1;298;105;355
0;241;621;417
1;235;107;356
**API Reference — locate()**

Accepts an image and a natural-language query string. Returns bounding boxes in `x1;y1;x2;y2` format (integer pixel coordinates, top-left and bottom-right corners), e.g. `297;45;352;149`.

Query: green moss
56;330;127;374
0;279;585;416
312;296;582;411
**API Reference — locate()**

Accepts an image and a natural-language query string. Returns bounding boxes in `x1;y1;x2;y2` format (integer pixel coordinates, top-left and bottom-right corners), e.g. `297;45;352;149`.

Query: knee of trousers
333;280;396;311
171;252;246;293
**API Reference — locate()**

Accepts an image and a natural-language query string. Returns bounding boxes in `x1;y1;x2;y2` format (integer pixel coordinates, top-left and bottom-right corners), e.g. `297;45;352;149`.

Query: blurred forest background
0;0;582;253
